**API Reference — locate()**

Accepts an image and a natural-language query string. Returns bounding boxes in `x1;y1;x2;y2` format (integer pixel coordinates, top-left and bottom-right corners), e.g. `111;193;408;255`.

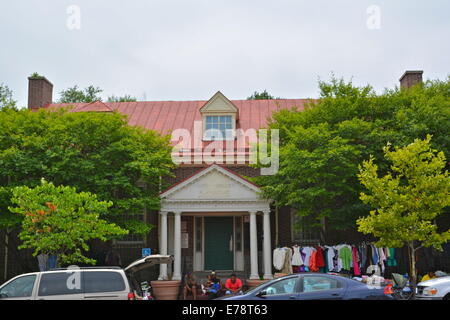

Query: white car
0;254;173;300
415;276;450;300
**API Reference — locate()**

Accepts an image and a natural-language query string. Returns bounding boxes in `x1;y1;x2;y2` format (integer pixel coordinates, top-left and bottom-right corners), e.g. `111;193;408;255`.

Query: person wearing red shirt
225;274;243;295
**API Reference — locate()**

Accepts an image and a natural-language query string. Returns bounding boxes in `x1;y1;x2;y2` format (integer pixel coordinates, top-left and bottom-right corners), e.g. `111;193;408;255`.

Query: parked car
221;273;393;300
0;254;173;300
415;276;450;300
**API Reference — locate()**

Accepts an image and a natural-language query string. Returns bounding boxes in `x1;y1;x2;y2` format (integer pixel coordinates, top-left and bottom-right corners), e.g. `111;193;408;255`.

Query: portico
157;164;273;281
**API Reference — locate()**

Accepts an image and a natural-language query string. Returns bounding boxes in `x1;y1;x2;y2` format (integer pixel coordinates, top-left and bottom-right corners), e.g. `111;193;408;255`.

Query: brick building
5;70;446;284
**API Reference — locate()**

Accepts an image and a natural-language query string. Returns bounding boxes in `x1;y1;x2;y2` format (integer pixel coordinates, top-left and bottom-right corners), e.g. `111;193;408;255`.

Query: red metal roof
46;98;311;138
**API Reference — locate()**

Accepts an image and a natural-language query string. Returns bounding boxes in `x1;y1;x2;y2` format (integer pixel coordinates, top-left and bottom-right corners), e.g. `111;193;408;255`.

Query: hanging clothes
332;248;339;272
373;246;379;265
316;247;325;269
352;246;361;276
302;247;314;268
273;248;287;271
37;253;49;272
309;249;319;272
359;244;367;273
339;246;352;271
379;248;387;274
291;246;304;266
387;248;397;267
325;246;335;272
47;255;58;269
323;247;329;273
280;247;293;274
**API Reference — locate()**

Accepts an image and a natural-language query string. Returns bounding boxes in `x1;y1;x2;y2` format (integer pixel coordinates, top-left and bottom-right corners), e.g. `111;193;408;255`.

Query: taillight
128;292;135;300
384;284;394;295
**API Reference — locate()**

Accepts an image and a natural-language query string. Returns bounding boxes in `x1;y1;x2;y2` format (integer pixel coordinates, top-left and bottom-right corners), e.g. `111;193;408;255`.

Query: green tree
247;90;279;100
9;179;128;265
0;83;17;111
253;76;450;239
357;136;450;288
0;108;174;237
107;95;137;102
59;85;103;103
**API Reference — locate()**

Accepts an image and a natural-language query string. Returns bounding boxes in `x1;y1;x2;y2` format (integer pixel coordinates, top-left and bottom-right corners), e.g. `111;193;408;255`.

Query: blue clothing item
48;255;58;269
373;246;379;265
208;282;220;293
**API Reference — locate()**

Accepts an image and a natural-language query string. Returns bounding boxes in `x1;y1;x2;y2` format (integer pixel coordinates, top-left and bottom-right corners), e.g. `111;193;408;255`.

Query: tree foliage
247;90;279;100
107;95;137;102
9;179;128;265
253;76;450;235
357;136;450;284
59;85;103;103
0;83;17;111
0;108;175;236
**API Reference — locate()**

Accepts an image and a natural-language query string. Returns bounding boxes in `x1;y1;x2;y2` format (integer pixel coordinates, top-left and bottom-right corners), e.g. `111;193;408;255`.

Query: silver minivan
0;254;173;300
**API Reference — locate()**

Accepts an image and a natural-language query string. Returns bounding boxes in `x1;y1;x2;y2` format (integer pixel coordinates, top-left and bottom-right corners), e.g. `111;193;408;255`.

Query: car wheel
443;294;450;300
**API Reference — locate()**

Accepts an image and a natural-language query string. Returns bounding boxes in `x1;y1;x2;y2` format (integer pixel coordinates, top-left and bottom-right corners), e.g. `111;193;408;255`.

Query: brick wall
28;77;53;109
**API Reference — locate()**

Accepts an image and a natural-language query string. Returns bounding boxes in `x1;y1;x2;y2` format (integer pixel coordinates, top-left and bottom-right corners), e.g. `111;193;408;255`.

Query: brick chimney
28;75;53;109
399;70;423;89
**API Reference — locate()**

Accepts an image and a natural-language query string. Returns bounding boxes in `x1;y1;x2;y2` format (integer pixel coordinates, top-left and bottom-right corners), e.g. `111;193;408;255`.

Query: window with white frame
204;115;234;140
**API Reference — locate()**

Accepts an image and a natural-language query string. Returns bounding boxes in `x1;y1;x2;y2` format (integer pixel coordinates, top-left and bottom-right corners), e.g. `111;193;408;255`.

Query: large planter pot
246;279;270;291
151;280;181;300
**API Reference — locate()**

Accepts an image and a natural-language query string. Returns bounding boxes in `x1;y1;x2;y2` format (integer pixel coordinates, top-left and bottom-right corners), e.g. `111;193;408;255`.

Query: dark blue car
221;273;393;300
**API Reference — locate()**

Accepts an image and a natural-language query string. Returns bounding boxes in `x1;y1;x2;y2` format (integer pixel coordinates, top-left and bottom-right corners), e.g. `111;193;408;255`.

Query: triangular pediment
200;91;238;114
160;165;261;201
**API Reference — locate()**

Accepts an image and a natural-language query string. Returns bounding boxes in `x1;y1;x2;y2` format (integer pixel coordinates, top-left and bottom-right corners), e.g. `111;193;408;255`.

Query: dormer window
200;91;239;141
204;115;233;140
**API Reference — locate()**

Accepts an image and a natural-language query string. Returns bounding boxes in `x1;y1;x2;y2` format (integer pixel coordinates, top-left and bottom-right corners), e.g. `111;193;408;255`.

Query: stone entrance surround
157;164;273;281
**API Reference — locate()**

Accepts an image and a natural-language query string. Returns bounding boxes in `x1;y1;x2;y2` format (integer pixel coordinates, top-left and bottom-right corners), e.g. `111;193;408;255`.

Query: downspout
3;230;9;282
275;206;279;246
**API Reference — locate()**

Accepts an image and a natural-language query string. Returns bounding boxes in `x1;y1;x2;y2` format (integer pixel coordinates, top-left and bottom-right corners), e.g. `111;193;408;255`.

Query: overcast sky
1;0;449;107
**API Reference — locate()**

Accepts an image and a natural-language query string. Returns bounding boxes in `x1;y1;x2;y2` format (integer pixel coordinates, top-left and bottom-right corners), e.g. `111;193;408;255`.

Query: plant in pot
148;258;181;300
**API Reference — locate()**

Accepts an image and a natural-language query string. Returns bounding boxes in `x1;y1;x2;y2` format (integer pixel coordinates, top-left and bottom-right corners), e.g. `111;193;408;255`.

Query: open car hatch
124;255;174;273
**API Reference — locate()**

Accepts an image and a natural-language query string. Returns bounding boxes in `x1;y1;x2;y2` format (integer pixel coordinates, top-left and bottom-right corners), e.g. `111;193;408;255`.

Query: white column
249;211;259;280
263;210;273;279
172;211;182;280
158;211;168;280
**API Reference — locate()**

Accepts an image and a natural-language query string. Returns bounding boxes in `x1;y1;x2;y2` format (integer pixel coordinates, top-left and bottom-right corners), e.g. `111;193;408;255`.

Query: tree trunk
408;242;417;297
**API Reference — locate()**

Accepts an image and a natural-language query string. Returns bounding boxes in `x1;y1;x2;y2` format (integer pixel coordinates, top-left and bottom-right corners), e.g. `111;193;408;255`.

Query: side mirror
256;290;267;298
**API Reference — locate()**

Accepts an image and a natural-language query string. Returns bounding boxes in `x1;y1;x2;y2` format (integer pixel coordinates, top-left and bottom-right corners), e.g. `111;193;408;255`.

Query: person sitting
205;272;221;299
421;271;436;282
183;273;197;300
225;273;243;295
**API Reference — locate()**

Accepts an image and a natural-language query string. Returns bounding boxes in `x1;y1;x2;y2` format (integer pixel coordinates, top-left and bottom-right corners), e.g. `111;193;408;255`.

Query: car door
254;276;301;300
36;271;84;300
0;274;38;300
83;270;128;300
298;275;346;300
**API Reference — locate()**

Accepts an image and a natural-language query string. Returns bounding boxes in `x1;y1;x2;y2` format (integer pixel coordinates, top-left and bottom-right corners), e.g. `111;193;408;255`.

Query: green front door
204;217;234;270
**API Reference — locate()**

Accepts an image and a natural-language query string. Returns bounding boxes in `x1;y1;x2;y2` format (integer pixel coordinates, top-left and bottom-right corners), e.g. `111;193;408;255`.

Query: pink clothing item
352;246;361;276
